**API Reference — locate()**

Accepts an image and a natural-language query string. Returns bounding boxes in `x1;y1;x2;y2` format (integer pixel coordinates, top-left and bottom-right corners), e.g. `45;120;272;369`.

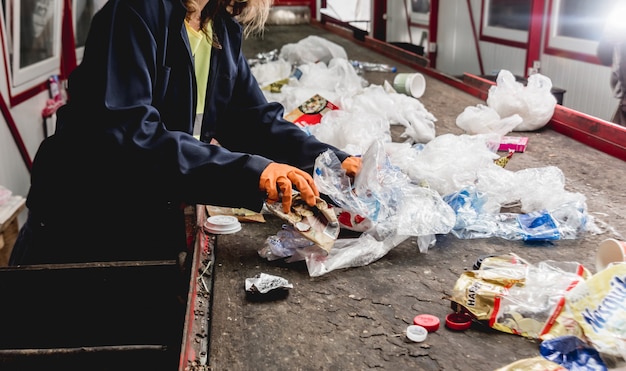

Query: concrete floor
206;23;626;370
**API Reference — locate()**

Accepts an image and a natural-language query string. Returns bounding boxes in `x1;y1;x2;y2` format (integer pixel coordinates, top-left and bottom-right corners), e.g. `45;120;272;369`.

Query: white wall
434;0;481;77
0;90;47;227
541;55;616;121
0;3;51;226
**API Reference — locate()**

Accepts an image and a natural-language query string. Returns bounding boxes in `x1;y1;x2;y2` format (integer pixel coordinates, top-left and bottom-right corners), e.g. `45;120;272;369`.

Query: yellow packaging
451;253;590;339
544;263;626;357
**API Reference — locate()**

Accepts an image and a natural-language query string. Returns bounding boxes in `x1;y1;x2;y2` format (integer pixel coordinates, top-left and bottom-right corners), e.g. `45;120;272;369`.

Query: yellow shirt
184;20;213;116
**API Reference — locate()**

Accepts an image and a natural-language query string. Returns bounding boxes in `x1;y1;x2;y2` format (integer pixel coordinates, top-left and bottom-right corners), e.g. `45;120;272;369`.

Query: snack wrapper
265;191;340;255
451;253;590;339
544;263;626;358
284;94;339;127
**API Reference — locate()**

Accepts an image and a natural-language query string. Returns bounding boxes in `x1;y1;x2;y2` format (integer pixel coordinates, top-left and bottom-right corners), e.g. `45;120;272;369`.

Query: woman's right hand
259;163;319;213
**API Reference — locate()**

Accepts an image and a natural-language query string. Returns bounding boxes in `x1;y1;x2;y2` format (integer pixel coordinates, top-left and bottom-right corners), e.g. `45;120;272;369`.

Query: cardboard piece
205;205;266;223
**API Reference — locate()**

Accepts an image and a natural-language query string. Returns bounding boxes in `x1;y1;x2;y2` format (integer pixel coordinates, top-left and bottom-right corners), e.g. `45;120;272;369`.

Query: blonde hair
235;0;272;37
184;0;273;38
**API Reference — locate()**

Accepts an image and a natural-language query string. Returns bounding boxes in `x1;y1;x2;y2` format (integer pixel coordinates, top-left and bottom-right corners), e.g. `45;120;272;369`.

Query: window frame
479;0;530;48
73;0;106;62
408;0;430;26
10;0;63;88
543;0;612;63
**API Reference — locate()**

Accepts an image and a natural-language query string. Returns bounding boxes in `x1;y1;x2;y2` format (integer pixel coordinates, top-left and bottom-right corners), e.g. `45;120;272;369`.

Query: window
10;0;62;87
545;0;614;58
73;0;106;60
480;0;531;46
409;0;430;25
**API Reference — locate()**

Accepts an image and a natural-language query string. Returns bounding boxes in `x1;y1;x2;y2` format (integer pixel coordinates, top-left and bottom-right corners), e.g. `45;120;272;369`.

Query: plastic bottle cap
204;215;242;234
445;312;473;331
406;325;428;342
413;314;440;332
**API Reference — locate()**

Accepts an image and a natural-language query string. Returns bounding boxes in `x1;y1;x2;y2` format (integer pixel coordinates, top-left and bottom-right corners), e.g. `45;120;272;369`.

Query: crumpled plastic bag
279;35;348;65
306;82;437;155
314;140;455;237
486;70;557;131
456;104;523;136
250;59;293;87
258;140;455;276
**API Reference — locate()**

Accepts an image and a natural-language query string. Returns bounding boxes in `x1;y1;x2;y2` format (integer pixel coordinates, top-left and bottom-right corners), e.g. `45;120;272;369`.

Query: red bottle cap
445;312;472;331
413;314;440;332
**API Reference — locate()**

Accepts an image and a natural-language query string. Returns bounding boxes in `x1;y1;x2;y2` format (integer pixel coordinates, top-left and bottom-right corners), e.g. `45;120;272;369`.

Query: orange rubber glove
259;163;319;213
341;156;362;177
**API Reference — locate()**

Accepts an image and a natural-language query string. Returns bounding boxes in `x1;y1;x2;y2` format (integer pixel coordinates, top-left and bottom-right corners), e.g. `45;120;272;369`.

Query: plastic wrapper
279;35;348;65
314;140;455;238
304;230;410;277
308;109;391;157
456;104;523;136
250;59;293;87
245;273;293;294
545;263;626;358
450;253;591;340
336;84;436;144
259;224;315;261
540;336;608;371
486;70;557;131
444;185;589;242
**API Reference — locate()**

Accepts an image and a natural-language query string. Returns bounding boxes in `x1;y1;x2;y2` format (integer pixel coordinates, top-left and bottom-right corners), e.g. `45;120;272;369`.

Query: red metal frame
372;0;386;41
525;0;544;77
178;218;214;370
429;0;439;69
466;0;484;75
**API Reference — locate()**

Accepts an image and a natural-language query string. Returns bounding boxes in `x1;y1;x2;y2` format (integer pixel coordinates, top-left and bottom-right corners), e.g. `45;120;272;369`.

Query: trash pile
451;252;626;370
246;35;626;369
248;35;611;278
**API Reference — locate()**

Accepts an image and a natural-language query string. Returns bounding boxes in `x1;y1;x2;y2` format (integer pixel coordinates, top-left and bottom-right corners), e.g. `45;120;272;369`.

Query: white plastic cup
596;238;626;272
393;73;426;98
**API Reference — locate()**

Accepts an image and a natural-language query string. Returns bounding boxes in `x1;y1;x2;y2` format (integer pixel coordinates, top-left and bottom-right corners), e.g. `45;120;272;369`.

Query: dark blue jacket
59;0;349;209
16;0;349;264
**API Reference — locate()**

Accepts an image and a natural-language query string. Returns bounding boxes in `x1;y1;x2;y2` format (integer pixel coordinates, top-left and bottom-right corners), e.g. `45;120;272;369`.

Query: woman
10;0;361;265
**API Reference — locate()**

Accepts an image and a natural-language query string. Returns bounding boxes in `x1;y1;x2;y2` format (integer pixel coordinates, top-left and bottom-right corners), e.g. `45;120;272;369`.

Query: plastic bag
259;224;315;261
279;35;348;65
456;104;523;136
486;70;557;131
